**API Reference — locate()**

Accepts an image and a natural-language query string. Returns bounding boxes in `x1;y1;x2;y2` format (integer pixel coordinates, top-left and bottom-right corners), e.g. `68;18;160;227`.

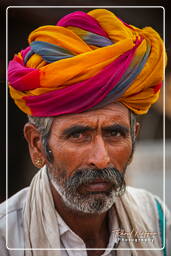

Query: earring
34;158;44;168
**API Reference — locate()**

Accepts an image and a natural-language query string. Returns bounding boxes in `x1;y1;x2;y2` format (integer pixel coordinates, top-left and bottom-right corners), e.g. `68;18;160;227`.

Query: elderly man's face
46;103;135;214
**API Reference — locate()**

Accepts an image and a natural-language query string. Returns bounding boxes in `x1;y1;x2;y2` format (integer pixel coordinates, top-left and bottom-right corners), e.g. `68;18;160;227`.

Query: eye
110;131;121;137
105;130;122;137
103;125;129;139
68;131;91;143
70;132;82;139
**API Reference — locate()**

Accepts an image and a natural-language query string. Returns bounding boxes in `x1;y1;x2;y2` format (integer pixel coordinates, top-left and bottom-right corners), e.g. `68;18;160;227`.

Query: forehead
52;103;130;130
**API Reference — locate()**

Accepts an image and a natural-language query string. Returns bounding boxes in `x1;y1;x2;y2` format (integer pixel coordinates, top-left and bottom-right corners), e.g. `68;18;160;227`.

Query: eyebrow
62;124;129;137
102;124;129;134
62;125;95;137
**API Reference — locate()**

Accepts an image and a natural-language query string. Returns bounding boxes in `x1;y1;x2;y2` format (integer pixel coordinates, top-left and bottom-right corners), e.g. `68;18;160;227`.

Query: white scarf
23;167;163;256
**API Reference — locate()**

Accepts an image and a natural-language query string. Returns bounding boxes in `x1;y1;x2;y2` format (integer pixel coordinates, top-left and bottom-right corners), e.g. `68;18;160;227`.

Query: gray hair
129;111;137;145
27;115;54;162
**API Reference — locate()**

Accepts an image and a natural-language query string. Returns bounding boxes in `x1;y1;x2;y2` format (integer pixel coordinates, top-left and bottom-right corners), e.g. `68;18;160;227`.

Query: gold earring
34;158;44;168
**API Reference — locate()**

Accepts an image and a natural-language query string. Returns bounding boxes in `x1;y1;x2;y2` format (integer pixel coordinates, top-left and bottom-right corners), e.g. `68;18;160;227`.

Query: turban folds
8;9;166;116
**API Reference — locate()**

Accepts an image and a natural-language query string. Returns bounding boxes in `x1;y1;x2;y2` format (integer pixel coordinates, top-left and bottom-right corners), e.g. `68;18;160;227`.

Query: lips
82;179;113;192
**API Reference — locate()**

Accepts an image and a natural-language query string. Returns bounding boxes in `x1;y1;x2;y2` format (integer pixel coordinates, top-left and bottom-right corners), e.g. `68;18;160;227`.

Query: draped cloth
23;167;162;256
8;9;166;116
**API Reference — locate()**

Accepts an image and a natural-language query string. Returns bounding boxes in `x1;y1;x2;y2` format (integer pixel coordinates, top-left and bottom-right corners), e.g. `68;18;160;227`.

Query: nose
87;136;110;169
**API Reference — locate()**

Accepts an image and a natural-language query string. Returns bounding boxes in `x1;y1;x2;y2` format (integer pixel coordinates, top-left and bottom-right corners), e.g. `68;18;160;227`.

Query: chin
49;171;125;215
61;189;117;215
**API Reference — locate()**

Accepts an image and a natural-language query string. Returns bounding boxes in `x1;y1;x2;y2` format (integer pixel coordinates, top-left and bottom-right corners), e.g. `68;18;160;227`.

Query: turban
8;9;167;116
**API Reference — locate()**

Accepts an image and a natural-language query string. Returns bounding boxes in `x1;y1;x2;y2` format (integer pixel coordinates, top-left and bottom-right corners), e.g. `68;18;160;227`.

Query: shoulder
0;188;29;250
0;188;29;218
125;186;166;215
126;186;159;206
125;186;171;230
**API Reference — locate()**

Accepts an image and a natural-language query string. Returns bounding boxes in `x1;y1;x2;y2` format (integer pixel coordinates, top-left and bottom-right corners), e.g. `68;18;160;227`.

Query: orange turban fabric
8;9;167;116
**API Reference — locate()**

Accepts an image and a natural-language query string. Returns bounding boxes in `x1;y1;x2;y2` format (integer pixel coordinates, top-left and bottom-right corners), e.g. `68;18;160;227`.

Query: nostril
88;154;110;169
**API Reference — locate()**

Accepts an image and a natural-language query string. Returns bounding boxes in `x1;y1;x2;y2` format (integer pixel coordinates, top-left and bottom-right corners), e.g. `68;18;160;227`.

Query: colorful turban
8;9;166;116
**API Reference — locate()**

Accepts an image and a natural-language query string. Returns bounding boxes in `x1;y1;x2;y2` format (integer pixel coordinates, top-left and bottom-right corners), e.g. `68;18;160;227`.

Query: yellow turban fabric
8;9;167;116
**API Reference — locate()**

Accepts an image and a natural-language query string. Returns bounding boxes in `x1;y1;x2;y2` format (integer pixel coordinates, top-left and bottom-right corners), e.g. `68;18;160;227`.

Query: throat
50;179;111;247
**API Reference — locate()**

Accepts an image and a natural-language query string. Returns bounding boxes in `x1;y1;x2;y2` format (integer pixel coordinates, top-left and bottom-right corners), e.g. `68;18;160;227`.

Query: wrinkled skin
48;103;133;175
24;102;139;256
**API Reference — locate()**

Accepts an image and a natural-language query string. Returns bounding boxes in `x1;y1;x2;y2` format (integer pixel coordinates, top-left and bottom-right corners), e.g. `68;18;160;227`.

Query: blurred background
1;1;171;210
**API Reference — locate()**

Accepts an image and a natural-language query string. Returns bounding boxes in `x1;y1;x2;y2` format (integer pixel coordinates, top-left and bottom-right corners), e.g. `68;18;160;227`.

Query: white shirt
57;209;119;256
0;187;171;256
0;188;119;256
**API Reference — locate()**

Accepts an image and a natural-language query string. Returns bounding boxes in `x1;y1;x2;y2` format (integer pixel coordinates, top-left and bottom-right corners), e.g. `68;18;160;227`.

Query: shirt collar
56;211;70;235
56;205;119;237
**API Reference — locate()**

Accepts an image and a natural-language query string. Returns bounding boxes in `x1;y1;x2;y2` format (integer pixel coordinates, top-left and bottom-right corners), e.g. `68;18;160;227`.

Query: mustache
64;167;126;193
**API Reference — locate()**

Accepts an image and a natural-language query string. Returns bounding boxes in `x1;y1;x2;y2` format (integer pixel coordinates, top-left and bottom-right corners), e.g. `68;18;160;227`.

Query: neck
50;183;110;243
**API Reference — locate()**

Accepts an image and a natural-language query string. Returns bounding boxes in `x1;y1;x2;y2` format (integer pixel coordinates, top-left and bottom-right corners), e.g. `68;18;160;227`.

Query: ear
24;123;46;168
134;121;140;139
128;121;140;165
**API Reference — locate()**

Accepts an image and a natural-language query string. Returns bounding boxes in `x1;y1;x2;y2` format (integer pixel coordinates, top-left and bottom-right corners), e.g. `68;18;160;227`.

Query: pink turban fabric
8;9;166;116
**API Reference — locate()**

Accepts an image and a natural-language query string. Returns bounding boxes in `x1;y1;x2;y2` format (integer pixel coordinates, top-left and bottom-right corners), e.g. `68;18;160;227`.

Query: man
1;8;170;256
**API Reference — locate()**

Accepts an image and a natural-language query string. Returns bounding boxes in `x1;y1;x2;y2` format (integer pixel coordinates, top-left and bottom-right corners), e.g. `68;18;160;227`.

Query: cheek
50;142;87;176
108;140;132;169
